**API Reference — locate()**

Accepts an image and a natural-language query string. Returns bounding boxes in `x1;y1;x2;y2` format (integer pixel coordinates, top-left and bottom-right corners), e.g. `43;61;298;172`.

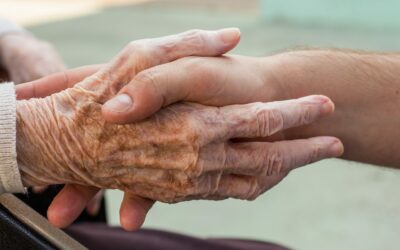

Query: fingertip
320;96;335;115
102;81;162;124
120;208;145;231
119;194;154;231
329;138;344;157
47;205;62;228
301;95;335;115
47;185;99;228
119;203;146;231
216;27;241;52
47;189;73;228
316;136;344;158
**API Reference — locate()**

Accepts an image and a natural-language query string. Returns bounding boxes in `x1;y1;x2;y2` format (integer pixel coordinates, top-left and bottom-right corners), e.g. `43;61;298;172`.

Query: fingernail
328;139;344;156
104;94;133;112
303;95;334;114
218;27;240;44
303;95;330;104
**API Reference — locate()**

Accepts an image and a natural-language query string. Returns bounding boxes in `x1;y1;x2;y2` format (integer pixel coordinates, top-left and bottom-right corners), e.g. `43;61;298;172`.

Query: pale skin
15;29;343;230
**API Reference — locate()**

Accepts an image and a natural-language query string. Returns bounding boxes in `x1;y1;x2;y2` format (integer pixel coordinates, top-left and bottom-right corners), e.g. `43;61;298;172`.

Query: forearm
17;98;68;187
267;50;400;167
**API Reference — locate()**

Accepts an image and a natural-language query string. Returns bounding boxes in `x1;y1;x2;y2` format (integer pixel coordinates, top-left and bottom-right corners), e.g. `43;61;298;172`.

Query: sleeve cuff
0;82;25;193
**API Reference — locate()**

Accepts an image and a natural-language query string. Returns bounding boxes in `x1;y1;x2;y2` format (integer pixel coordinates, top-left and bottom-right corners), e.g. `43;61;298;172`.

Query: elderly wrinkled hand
17;72;341;201
16;28;242;229
15;28;343;230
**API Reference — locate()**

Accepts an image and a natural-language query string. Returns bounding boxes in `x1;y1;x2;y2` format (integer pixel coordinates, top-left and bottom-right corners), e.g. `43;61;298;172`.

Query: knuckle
188;106;225;143
261;147;285;176
187;173;217;198
123;40;144;58
124;40;149;62
155;41;176;55
253;105;284;137
184;29;203;36
245;179;261;200
299;104;316;124
182;29;206;47
141;29;208;58
173;29;207;53
135;68;159;86
127;39;146;51
308;142;324;163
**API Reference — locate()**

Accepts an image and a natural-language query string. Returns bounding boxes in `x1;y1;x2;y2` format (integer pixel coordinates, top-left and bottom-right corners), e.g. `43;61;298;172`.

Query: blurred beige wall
0;0;259;27
0;0;151;26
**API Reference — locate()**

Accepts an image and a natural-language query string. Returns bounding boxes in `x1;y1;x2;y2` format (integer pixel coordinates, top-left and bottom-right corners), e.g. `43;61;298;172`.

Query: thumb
101;28;241;123
78;28;241;104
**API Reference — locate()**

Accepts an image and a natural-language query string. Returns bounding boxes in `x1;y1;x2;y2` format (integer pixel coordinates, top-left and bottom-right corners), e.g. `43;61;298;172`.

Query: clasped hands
15;28;343;230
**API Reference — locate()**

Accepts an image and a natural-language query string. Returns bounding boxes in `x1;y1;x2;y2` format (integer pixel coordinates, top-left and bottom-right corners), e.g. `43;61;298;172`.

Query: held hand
16;66;108;223
16;28;241;230
102;55;280;123
17;66;153;230
18;82;343;198
0;33;65;83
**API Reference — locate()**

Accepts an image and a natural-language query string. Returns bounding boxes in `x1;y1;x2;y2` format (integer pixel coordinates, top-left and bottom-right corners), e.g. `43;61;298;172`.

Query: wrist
16;98;62;187
259;53;308;102
16;91;97;188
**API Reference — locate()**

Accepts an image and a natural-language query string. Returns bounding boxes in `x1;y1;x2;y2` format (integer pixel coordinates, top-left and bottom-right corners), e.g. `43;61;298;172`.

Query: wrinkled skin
16;28;245;228
16;71;339;202
15;29;341;205
0;30;105;215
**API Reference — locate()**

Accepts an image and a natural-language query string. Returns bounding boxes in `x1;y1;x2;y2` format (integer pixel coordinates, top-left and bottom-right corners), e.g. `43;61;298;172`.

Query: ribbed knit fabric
0;82;24;193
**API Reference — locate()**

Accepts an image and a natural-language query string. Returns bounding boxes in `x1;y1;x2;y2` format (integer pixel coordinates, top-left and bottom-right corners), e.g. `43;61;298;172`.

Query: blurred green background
7;0;400;249
261;0;400;29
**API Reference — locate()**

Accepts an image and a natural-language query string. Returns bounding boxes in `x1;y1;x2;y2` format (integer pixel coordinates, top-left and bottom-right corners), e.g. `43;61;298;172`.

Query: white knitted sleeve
0;82;24;193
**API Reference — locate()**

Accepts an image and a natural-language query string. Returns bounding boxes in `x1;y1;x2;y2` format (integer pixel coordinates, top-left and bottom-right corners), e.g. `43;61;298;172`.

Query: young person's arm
272;50;400;167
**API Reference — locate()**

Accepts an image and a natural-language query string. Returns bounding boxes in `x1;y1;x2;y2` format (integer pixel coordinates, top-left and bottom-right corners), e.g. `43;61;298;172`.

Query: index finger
16;64;103;100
